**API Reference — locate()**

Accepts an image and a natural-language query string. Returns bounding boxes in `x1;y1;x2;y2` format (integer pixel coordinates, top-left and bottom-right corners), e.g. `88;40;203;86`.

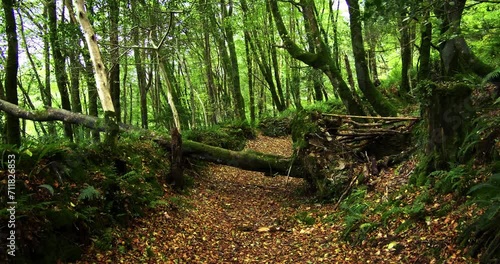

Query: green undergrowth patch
0;134;171;263
184;120;256;151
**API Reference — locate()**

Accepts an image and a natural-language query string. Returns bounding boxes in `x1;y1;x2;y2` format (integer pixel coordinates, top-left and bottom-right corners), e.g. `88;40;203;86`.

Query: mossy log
0;99;306;178
156;138;304;178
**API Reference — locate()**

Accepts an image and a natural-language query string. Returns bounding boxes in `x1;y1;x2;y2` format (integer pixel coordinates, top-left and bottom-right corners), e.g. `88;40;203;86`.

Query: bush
0;137;168;263
460;173;500;263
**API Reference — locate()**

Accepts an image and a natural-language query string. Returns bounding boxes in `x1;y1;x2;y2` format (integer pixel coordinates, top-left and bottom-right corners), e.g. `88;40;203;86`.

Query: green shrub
184;125;248;151
460;173;500;263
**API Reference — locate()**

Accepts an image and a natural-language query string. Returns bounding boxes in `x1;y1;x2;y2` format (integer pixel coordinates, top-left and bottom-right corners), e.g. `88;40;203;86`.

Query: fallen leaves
76;135;477;264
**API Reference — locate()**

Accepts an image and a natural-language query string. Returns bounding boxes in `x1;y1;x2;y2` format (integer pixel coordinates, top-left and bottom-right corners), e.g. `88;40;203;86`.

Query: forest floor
77;135;476;263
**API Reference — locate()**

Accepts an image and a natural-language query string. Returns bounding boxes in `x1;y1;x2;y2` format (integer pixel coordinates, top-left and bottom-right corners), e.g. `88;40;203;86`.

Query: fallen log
0;99;305;178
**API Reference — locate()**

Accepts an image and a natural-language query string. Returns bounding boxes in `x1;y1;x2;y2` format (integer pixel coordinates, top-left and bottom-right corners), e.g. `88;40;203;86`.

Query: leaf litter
77;134;476;263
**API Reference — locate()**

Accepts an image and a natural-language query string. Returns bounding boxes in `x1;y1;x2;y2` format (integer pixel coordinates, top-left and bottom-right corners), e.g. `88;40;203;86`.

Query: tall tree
399;10;412;94
417;8;432;81
75;0;118;143
48;0;74;140
346;0;397;116
222;0;246;120
109;0;120;122
269;0;365;115
434;0;493;76
2;0;21;145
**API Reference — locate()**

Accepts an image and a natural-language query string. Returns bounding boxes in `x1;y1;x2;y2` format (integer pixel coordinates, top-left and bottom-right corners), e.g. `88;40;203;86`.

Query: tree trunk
417;10;432;81
2;0;21;146
48;0;74;140
75;0;118;144
423;83;473;172
269;0;365;115
168;127;185;189
399;11;412;94
434;0;493;77
244;32;256;125
346;0;397;116
109;0;121;123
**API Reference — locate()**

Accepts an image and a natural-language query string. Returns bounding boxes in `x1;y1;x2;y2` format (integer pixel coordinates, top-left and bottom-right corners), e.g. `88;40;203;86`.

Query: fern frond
78;185;101;201
482;68;500;86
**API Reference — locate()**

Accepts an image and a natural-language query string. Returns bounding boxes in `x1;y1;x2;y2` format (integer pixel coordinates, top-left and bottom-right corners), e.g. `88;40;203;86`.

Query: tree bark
75;0;118;143
224;0;246;121
399;11;412;94
48;0;74;140
2;0;21;146
346;0;397;116
417;10;432;81
269;0;365;116
434;0;493;77
244;31;256;125
109;0;121;122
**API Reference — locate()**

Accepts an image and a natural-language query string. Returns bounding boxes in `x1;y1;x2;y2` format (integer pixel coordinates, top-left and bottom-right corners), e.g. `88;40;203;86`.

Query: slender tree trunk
2;0;21;145
82;50;100;142
399;12;412;94
75;0;117;144
43;4;55;135
244;32;256;125
222;0;246;120
267;3;285;107
69;54;82;114
131;1;148;129
48;0;74;140
418;10;432;81
109;0;120;122
202;27;218;123
346;0;397;116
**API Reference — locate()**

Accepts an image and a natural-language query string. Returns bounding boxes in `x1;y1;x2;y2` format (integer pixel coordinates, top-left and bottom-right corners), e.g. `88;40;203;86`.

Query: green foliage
459;113;500;163
0;136;169;263
460;173;500;263
78;185;101;201
258;115;292;137
431;166;475;196
380;189;430;231
295;211;316;225
339;188;376;244
184;124;249;151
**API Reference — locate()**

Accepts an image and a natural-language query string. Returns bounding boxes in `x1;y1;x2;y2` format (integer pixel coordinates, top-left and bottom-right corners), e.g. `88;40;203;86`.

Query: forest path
78;135;464;263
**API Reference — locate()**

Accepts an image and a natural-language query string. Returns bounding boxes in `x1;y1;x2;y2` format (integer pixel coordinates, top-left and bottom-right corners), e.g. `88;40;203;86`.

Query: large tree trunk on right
434;0;493;77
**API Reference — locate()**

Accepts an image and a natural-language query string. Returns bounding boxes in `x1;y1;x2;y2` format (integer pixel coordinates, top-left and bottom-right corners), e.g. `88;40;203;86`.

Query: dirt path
78;135;470;263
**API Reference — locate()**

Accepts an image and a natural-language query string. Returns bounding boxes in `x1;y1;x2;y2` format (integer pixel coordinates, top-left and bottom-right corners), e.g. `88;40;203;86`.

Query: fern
481;68;500;87
78;185;101;201
461;173;500;262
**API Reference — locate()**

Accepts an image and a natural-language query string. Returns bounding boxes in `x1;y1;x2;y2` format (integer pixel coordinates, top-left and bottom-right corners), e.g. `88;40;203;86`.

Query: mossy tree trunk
2;0;21;146
424;83;473;171
168;127;185;190
269;0;365;116
434;0;493;77
417;10;432;81
346;0;397;116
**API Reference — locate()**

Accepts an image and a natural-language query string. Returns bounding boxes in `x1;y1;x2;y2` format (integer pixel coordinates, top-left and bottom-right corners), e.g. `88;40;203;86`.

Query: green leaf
38;184;54;195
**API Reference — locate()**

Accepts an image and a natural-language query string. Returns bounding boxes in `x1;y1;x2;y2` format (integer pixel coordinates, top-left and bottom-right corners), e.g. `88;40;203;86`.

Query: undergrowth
0;135;171;263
